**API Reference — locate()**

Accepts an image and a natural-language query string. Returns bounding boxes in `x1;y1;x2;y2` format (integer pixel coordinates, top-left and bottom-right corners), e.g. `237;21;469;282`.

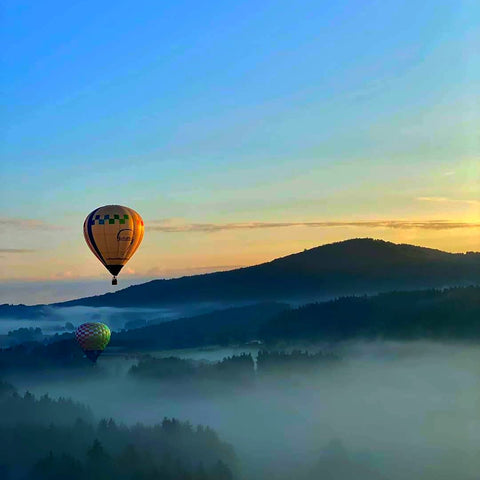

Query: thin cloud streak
145;265;244;276
416;197;480;205
0;218;63;230
148;220;480;233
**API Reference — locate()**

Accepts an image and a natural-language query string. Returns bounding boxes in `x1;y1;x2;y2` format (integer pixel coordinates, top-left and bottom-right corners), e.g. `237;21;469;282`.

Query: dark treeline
111;302;287;350
129;350;340;382
0;382;236;480
0;337;86;372
5;324;75;347
260;286;480;342
0;303;48;319
129;354;255;384
7;327;44;344
0;390;94;427
256;350;340;375
29;445;233;480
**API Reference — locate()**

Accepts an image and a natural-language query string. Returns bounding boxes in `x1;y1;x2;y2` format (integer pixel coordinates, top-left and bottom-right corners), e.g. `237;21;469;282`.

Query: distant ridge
57;238;480;308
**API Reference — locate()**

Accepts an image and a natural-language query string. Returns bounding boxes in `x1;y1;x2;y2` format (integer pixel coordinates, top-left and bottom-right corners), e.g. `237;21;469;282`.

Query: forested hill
111;302;287;350
112;286;480;349
58;238;480;307
260;286;480;342
1;288;479;371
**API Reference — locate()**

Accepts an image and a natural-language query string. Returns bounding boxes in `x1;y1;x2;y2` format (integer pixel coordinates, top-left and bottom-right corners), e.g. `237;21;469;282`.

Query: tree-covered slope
260;286;480;342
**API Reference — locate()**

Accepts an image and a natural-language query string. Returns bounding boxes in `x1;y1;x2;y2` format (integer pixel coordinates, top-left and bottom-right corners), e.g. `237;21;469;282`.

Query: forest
1;287;479;375
260;286;480;342
0;380;235;480
129;350;340;383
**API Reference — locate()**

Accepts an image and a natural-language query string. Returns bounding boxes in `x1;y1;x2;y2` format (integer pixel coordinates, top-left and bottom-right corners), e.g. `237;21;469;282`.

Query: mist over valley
4;340;479;480
1;240;479;479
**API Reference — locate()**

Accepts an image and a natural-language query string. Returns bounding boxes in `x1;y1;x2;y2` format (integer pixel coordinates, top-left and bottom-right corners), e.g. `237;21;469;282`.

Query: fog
6;341;480;479
0;306;174;343
0;302;247;336
0;278;159;305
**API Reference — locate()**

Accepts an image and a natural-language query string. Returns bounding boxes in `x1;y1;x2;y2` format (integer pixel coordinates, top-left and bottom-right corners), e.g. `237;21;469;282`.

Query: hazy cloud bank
148;219;480;233
0;217;63;230
417;196;480;205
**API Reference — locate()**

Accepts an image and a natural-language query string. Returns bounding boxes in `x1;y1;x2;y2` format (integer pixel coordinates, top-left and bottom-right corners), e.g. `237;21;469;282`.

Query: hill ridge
54;238;479;308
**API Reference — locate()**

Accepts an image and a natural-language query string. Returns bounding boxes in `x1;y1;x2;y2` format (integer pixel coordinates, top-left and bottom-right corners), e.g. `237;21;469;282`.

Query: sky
1;0;479;303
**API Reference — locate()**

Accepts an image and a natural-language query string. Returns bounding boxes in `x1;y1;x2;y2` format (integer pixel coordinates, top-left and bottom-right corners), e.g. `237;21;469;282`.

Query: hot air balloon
75;322;111;363
84;205;144;285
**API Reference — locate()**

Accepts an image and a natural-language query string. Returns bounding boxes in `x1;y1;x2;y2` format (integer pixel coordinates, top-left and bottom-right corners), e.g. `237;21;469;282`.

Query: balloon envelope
83;205;144;279
75;322;111;363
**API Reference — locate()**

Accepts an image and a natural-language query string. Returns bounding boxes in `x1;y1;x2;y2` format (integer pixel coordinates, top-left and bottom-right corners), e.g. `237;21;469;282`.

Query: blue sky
1;0;479;302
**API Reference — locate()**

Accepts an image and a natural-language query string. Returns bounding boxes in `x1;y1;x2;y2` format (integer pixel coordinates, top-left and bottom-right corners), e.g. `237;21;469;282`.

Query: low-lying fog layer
0;302;242;335
0;278;157;305
8;341;480;480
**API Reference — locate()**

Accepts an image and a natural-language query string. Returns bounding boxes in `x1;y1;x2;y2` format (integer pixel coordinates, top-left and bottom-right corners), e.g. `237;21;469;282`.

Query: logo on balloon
117;228;134;243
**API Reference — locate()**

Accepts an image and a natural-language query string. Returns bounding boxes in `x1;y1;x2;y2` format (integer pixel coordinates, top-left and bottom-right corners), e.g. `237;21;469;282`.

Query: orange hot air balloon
83;205;144;285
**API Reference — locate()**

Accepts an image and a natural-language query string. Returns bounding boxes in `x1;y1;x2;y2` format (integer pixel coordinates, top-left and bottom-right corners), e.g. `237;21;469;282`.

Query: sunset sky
1;0;479;303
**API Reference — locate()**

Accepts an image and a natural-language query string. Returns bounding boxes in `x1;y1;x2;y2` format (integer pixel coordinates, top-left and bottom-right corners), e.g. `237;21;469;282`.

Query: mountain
58;238;480;307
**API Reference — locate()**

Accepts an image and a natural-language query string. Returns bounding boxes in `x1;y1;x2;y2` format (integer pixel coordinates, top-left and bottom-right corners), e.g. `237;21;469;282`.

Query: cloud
148;219;480;233
416;196;480;205
0;248;36;253
51;271;74;279
146;265;243;276
0;218;63;230
416;197;450;203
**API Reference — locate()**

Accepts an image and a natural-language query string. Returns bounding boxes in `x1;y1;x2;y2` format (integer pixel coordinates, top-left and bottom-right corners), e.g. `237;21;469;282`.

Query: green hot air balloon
75;323;111;363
